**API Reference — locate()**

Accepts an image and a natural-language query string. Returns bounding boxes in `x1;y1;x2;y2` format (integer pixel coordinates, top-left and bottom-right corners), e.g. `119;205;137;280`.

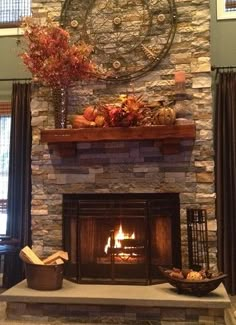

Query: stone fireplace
30;122;216;273
0;0;227;323
30;0;216;275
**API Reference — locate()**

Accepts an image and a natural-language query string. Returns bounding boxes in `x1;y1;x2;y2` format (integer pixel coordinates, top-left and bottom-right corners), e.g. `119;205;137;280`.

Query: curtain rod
0;78;32;81
211;65;236;71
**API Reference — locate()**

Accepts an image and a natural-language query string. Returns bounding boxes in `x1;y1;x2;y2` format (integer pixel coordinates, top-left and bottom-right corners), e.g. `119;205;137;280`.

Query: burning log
121;239;144;248
104;224;145;260
108;238;145;256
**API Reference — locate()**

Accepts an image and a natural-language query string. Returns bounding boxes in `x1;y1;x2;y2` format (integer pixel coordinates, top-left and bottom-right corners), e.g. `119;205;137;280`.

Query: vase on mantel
51;87;68;129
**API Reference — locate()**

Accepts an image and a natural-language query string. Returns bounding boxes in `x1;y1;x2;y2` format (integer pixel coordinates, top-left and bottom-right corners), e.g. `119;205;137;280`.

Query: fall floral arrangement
71;94;145;128
71;94;177;128
20;17;97;88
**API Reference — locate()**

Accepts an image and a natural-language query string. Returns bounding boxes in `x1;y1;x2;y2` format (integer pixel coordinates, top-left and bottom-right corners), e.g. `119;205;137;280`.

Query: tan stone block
196;172;214;183
208;308;224;317
6;302;27;315
192;76;212;89
161;307;186;321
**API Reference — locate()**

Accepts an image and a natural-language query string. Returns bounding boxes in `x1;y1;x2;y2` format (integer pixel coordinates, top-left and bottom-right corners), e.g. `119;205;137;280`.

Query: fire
104;224;135;254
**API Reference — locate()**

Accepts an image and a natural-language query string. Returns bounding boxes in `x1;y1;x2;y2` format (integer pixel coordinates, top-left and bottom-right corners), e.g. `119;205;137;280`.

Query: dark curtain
215;70;236;295
4;82;32;288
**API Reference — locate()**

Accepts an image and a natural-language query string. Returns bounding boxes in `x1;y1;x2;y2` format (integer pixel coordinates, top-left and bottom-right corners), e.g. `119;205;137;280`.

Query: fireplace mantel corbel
40;124;196;157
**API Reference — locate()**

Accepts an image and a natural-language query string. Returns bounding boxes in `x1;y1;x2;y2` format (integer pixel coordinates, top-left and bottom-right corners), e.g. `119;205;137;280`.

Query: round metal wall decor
61;0;177;82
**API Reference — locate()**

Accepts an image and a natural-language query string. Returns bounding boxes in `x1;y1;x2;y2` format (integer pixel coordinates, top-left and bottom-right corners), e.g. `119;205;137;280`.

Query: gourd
186;271;203;280
155;106;176;125
71;115;96;128
83;106;98;121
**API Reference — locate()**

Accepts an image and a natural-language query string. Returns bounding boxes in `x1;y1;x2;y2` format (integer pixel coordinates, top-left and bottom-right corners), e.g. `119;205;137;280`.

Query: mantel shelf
40;124;196;156
41;124;195;143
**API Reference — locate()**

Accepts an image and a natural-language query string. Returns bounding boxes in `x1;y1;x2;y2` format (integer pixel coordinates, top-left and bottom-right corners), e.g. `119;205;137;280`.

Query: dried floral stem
20;17;97;88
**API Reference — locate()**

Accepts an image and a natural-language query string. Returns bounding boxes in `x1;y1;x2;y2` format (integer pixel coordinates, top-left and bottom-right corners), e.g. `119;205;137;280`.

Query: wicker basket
25;262;64;290
158;266;227;296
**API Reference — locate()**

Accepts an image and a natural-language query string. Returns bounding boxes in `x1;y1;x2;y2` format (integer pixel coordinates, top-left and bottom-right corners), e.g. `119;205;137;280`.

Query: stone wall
30;0;216;270
6;302;225;324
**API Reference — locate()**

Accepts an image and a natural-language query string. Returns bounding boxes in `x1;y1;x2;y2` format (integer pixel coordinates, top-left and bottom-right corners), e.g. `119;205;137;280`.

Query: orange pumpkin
72;115;95;128
83;106;98;121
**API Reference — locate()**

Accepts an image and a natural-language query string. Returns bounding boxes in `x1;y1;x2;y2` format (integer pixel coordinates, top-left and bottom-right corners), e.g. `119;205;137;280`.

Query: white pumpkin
155;107;176;125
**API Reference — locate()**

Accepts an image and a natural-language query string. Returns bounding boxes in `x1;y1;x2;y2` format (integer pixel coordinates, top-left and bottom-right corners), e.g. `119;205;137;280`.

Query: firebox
63;193;181;285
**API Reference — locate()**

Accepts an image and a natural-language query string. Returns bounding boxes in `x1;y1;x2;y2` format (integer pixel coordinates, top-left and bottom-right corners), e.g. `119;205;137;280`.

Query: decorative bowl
158;266;227;296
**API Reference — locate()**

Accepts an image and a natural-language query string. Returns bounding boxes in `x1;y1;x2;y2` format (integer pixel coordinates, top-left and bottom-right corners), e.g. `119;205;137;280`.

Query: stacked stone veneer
6;302;225;324
30;0;216;270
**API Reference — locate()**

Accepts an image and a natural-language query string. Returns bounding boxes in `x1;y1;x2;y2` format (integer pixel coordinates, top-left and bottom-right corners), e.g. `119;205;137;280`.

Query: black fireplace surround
63;193;181;285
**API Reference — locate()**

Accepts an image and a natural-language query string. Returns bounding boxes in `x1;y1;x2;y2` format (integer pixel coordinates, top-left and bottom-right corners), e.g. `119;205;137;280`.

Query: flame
104;224;135;254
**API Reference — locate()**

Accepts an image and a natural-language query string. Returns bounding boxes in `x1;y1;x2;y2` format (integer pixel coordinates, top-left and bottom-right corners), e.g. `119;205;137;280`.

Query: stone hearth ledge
0;279;231;309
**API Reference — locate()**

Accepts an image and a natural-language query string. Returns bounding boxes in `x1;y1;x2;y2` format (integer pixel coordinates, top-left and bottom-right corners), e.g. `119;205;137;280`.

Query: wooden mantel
41;124;195;143
40;124;196;156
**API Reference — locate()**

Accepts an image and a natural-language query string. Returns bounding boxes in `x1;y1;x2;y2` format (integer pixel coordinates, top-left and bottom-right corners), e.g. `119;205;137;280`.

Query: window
0;0;31;26
217;0;236;19
0;103;11;235
226;0;236;11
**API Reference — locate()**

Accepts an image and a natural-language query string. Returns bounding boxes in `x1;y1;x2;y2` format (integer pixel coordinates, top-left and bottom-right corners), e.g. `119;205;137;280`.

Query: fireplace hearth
63;193;181;285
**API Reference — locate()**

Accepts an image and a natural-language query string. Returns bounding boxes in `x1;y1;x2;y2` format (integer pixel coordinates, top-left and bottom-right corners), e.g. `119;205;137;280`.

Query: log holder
187;208;209;271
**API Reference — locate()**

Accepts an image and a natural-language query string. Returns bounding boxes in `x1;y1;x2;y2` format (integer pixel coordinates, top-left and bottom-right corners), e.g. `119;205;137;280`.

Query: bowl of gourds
158;266;227;296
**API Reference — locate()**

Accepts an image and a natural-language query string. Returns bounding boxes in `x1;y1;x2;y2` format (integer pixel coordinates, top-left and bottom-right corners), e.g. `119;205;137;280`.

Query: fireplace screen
63;193;181;285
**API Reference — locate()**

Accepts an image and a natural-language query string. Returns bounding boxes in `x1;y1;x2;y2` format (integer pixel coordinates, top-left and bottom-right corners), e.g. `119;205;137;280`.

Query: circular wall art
61;0;177;82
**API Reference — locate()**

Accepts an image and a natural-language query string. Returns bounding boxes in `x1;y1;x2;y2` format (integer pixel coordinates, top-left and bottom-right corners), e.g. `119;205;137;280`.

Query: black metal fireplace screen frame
62;193;181;285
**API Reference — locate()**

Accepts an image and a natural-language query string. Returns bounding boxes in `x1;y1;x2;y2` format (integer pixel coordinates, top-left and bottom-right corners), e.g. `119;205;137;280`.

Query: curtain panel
4;82;32;288
215;70;236;295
